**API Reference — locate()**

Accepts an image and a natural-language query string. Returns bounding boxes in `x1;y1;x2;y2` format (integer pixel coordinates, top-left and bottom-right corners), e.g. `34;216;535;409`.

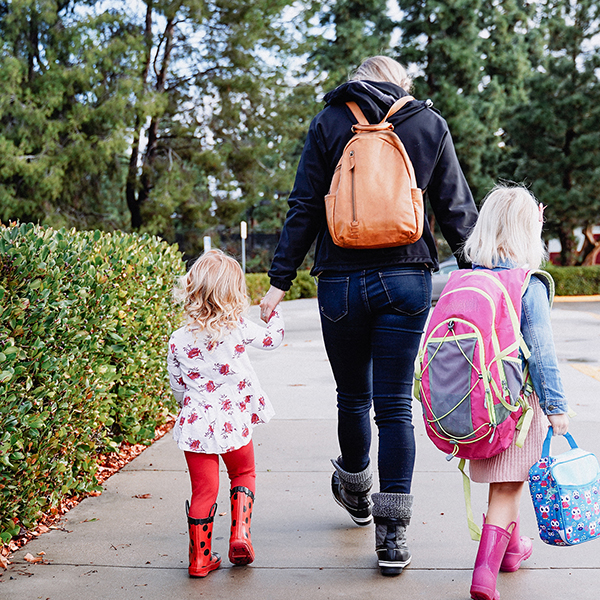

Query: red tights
185;440;256;519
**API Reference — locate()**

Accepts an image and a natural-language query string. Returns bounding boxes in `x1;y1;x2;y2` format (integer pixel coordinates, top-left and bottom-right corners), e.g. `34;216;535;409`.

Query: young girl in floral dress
167;249;284;578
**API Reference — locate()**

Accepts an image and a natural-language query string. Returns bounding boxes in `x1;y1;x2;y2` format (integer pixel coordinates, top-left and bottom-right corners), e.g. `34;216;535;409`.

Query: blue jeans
318;266;432;494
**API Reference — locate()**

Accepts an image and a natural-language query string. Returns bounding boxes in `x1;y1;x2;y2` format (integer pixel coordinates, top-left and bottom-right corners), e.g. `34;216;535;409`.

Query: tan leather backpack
325;97;424;249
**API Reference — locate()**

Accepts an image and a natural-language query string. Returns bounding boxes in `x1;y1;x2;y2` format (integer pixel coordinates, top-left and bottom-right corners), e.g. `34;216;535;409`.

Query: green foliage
0;223;184;543
305;0;395;88
0;2;140;230
544;265;600;296
0;0;306;260
127;0;304;258
395;0;600;263
499;0;600;265
285;270;318;301
245;270;317;304
396;0;489;200
245;273;271;305
3;0;600;267
395;0;538;203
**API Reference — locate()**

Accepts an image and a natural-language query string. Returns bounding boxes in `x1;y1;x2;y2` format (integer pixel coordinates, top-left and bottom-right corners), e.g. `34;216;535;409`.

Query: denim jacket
474;261;568;416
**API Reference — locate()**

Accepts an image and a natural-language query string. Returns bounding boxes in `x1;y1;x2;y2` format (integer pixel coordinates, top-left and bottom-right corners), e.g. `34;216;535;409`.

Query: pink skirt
469;392;547;483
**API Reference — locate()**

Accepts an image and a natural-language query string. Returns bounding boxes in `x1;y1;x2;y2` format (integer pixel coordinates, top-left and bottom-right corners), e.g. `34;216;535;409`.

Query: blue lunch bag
528;427;600;546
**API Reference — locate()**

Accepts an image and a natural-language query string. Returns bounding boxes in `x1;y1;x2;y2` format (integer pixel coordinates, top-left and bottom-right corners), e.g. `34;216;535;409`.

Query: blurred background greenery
1;0;600;269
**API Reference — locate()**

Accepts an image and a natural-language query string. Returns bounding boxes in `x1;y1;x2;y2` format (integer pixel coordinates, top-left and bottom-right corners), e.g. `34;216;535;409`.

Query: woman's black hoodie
268;80;478;291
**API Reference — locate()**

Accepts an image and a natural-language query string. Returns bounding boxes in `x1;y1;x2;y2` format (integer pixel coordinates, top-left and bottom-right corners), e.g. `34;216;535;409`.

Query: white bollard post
240;221;247;273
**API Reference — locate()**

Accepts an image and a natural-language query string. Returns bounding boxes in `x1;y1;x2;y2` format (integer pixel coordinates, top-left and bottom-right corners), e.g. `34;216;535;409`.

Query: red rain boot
470;522;513;600
229;486;255;565
187;501;221;578
500;515;532;572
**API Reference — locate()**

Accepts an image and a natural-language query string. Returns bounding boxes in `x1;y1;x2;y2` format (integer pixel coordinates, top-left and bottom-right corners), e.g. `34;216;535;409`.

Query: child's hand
548;413;569;436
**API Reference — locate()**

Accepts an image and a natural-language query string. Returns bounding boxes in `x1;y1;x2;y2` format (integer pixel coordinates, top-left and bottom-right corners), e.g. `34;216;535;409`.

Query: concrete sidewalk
2;298;600;600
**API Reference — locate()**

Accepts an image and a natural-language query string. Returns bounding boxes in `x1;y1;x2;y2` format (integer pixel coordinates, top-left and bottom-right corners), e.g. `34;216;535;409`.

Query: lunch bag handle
541;426;578;458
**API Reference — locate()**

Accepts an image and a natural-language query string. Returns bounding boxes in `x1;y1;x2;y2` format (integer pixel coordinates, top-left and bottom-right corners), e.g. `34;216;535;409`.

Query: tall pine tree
305;0;395;88
123;0;299;258
0;0;139;230
500;0;600;264
395;0;489;200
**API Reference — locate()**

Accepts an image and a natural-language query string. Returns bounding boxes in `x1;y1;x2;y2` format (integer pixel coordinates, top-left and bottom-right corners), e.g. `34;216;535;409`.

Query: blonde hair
350;56;413;92
174;249;249;343
463;184;548;270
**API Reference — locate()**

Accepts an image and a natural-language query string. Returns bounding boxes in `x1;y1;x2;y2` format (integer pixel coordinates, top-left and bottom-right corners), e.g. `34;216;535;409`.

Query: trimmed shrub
544;265;600;296
286;270;318;300
245;270;317;304
245;272;270;305
0;223;184;543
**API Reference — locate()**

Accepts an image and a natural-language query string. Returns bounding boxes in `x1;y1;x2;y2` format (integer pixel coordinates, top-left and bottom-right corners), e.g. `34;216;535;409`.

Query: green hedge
246;269;317;304
544;265;600;296
246;266;600;299
0;223;184;543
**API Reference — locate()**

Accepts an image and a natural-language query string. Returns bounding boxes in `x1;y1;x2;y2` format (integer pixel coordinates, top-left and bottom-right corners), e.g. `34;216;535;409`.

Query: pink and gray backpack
415;268;541;462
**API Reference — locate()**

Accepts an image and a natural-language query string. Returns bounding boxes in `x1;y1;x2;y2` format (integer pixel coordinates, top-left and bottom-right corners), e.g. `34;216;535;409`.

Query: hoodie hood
323;80;429;124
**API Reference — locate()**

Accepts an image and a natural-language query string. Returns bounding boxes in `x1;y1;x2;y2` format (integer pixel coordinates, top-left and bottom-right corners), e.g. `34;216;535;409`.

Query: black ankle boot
372;492;413;576
330;457;373;526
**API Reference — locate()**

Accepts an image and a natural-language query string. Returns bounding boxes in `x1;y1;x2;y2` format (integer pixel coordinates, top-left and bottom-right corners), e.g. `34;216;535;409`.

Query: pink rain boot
500;515;532;572
470;522;513;600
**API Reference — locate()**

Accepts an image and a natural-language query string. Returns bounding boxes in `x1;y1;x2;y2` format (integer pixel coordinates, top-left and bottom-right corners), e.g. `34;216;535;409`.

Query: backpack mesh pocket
427;335;478;438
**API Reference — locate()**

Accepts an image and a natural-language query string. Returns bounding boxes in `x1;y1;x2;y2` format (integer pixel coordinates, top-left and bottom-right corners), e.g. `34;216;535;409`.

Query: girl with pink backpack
462;185;570;600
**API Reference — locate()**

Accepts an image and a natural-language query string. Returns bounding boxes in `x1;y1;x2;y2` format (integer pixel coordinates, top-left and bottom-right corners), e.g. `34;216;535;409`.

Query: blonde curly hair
174;249;249;344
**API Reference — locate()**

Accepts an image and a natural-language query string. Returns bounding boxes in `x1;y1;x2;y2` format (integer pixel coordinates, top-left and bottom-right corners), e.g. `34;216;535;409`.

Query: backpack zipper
350;150;357;224
428;291;498;427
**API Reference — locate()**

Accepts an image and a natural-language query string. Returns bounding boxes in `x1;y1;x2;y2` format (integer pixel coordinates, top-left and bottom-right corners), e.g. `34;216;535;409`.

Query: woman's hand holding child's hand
548;413;569;436
259;286;285;323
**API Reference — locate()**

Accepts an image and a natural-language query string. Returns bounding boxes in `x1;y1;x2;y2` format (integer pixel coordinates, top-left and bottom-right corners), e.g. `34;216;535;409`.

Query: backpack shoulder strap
527;269;555;308
346;95;416;126
346;102;369;125
458;458;482;541
382;96;415;123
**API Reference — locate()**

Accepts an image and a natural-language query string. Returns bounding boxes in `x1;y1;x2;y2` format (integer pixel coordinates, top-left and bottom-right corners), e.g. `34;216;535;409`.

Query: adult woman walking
260;56;478;575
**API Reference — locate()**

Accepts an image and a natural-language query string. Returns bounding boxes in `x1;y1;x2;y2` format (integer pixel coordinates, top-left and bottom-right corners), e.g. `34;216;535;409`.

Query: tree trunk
126;129;143;230
125;1;154;230
137;17;176;210
558;226;576;266
28;9;38;82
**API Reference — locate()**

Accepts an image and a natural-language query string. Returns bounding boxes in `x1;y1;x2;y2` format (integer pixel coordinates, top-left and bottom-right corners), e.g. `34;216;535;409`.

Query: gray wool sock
371;492;413;521
331;457;373;493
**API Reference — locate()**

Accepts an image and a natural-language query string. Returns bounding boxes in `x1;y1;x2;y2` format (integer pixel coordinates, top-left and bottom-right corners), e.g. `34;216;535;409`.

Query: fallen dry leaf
0;554;10;569
2;417;175;557
133;493;152;499
23;552;43;564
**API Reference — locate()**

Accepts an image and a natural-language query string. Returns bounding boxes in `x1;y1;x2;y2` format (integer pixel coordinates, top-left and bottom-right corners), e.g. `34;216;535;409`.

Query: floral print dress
168;309;284;454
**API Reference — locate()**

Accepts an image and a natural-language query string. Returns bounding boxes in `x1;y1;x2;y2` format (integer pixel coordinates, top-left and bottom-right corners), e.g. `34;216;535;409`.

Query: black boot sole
378;555;411;576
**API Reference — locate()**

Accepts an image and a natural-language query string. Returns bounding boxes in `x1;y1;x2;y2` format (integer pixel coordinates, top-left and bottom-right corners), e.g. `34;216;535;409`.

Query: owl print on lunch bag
529;428;600;546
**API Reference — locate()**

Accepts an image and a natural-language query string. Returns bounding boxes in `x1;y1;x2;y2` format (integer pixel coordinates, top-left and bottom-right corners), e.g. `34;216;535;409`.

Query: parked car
431;257;459;303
